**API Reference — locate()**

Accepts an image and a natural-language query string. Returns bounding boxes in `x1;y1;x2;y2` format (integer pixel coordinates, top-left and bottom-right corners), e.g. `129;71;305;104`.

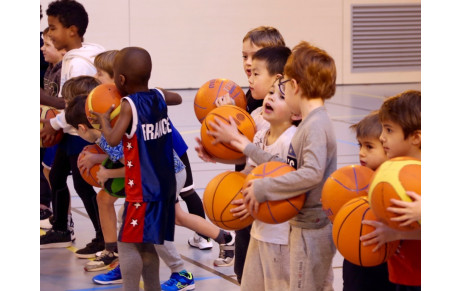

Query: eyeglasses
278;78;291;96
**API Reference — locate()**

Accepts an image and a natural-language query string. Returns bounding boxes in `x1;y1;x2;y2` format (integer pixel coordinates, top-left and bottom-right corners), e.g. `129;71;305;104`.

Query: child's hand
96;165;110;186
215;93;235;107
194;137;216;163
40;118;57;145
230;198;252;220
242;180;260;217
207;116;251;152
89;105;114;127
387;191;421;227
77;152;98;172
360;220;400;252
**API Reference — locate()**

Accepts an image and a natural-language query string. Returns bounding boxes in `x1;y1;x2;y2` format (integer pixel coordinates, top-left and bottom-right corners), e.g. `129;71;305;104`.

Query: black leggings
49;146;102;238
179;152;208;240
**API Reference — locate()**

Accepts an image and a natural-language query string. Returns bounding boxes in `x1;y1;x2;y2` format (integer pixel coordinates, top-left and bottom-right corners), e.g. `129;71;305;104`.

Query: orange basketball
194;78;247;123
321;165;375;223
202;171;254;230
332;197;400;267
78;144;106;187
243;161;306;224
40;105;64;147
85;83;122;129
368;157;421;230
201;105;256;161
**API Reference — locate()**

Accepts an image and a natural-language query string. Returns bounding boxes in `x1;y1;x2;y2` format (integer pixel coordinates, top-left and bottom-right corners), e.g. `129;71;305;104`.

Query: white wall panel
40;0;420;89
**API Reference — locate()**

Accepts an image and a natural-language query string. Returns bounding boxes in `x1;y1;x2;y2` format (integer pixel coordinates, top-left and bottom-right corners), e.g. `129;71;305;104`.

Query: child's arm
229;164;255;220
77;152;108;173
90;100;132;147
194;136;247;165
40;88;66;109
387;191;421;227
96;165;125;185
360;220;421;252
157;88;182;106
207;116;252;152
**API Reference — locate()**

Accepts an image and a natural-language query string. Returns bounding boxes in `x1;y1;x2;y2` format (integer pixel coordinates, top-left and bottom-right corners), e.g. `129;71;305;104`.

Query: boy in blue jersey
92;46;177;290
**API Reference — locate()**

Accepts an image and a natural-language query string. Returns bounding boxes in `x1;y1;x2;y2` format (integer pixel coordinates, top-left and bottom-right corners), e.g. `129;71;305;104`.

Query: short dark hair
253;46;291;76
46;0;88;38
379;90;421;138
65;94;93;129
350;110;382;139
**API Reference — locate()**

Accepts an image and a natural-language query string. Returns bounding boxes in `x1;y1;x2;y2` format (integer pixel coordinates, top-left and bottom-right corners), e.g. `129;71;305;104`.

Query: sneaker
92;264;123;285
161;270;195;291
75;238;105;259
40;228;72;249
188;233;213;250
40;215;54;230
84;250;119;272
40;208;52;220
213;231;235;267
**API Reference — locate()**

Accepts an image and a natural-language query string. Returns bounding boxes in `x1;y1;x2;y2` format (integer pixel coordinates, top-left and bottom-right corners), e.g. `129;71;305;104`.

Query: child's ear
69;25;78;37
77;124;87;133
411;130;421;147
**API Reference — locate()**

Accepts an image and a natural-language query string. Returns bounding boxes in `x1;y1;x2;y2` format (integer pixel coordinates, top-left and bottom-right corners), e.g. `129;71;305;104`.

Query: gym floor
40;82;421;291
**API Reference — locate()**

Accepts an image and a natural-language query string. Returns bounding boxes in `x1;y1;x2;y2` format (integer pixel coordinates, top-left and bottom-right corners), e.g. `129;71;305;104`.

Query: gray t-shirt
243;106;337;229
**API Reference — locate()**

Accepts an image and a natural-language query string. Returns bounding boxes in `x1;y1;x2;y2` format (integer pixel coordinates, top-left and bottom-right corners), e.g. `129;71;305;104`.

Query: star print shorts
118;199;175;244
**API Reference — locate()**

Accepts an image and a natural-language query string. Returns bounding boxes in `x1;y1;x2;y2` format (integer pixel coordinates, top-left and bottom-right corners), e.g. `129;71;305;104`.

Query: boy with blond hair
360;90;421;291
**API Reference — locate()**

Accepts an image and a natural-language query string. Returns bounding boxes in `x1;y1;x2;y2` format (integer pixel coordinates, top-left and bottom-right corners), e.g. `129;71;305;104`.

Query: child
40;76;103;253
211;41;337;291
67;93;235;288
40;26;66;223
40;0;105;255
196;26;286;281
360;90;421;290
344;111;396;291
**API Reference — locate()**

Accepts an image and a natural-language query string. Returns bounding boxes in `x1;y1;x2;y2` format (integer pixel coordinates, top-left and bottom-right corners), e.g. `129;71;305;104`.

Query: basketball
332;197;400;267
78;144;106;188
101;157;125;198
194;78;246;123
202;171;254;230
40;105;64;147
201;105;256;161
243;161;306;224
321;165;375;223
368;157;421;230
85;83;122;129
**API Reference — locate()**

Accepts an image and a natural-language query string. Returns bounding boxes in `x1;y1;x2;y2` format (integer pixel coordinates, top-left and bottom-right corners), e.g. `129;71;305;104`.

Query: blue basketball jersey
118;89;176;244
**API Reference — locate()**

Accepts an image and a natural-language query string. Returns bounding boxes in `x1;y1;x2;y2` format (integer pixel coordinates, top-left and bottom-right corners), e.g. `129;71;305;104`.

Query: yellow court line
350;92;385;99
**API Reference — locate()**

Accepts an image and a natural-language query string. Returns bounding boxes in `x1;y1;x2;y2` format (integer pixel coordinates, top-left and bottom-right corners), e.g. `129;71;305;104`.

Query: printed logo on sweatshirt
287;144;297;169
141;118;172;141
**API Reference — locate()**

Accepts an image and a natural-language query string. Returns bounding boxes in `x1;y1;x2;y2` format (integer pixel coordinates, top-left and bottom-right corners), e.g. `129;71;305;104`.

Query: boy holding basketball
196;26;286;281
344;111;397;291
209;41;337;291
360;90;421;291
40;0;105;256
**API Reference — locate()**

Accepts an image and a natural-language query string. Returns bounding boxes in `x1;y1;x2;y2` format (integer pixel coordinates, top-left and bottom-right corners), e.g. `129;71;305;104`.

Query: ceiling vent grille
351;4;421;72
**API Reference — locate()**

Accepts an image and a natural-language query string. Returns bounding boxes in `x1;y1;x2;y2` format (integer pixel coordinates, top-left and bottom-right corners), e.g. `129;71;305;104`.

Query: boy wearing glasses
210;41;337;291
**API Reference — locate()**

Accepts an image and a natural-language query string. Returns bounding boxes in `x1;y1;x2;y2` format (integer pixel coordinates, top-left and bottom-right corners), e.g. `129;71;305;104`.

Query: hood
63;42;105;64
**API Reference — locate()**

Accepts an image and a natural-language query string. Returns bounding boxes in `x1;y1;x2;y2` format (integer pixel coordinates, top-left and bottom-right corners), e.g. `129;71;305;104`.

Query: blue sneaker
161;270;195;291
92;265;123;285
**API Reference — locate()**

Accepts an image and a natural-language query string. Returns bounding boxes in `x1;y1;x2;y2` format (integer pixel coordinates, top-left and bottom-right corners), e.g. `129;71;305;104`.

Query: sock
105;242;118;253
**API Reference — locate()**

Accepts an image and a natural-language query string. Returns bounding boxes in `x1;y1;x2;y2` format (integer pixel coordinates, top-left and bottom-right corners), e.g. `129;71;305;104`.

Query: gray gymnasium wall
40;0;421;89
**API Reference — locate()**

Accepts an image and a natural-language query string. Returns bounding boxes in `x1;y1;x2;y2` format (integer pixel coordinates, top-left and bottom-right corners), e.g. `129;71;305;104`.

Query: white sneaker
213;231;235;267
188;233;213;250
